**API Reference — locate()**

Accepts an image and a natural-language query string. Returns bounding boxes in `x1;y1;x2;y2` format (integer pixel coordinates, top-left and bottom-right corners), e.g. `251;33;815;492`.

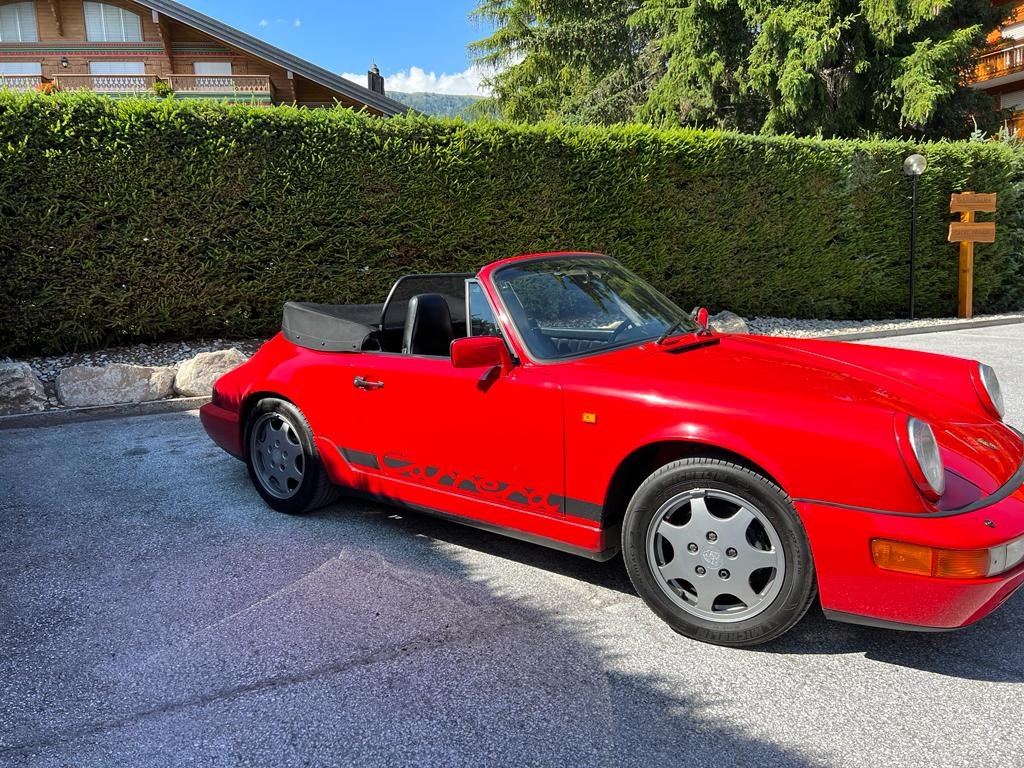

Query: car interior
281;274;473;357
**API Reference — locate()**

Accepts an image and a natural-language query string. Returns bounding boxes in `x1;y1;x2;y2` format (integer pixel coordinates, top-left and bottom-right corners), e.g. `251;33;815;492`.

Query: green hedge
1;91;1022;355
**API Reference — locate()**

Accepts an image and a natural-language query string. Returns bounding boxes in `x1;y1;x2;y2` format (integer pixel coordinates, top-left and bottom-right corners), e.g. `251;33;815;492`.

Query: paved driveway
1;325;1022;767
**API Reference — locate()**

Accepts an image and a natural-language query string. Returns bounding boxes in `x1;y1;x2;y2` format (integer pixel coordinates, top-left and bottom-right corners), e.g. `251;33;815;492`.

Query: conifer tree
471;0;1011;137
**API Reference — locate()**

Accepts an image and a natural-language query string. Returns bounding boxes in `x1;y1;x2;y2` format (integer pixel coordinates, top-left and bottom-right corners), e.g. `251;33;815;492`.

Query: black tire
621;458;816;647
243;398;339;514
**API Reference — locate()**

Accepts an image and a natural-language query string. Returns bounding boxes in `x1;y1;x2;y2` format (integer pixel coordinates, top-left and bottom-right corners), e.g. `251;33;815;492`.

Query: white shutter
193;62;233;76
0;2;39;43
1002;22;1024;42
1001;90;1024;111
0;62;42;75
89;62;146;75
84;2;143;42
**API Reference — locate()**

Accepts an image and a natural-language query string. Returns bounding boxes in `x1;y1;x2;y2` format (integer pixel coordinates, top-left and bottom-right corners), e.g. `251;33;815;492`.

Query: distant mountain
390;92;490;120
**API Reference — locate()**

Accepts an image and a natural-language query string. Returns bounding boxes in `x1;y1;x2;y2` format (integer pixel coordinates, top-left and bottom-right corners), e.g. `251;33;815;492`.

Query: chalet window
0;62;42;75
83;1;143;42
193;62;233;76
89;61;146;75
0;2;39;42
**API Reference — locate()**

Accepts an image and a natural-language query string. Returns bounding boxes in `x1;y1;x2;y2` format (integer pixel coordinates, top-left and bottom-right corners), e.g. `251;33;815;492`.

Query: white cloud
294;18;301;28
257;18;269;27
341;65;491;96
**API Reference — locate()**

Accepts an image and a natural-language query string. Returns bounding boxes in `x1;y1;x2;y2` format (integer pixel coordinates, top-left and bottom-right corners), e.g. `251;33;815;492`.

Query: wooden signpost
948;192;997;319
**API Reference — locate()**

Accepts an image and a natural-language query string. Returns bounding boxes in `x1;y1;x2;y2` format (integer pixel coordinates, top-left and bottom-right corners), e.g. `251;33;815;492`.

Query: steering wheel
609;319;636;343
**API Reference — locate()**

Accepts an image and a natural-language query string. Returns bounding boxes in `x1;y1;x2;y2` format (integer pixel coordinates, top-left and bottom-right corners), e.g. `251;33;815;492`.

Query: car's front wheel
244;398;339;514
622;458;816;646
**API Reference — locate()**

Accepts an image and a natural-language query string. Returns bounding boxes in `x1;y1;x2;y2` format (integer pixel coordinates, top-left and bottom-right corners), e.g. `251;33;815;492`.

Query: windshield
491;256;697;360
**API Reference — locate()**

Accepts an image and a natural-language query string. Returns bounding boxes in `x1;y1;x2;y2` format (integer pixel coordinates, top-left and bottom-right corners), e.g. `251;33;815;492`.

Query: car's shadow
317;493;1024;685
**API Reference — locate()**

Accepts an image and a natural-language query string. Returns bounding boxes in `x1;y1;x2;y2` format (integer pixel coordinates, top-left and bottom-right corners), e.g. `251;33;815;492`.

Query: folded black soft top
282;302;383;352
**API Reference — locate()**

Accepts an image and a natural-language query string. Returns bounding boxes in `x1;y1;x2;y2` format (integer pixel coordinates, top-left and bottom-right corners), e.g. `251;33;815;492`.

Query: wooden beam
154;12;174;64
959;239;974;319
957;211;975;319
284;70;297;103
47;0;63;36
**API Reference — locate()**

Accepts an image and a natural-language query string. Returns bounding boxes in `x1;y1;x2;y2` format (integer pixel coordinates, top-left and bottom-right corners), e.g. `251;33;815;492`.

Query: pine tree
470;0;1012;137
469;0;648;124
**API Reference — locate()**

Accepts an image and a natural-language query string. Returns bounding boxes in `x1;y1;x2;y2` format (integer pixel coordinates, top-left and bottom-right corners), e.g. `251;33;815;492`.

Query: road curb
813;315;1024;342
0;396;210;430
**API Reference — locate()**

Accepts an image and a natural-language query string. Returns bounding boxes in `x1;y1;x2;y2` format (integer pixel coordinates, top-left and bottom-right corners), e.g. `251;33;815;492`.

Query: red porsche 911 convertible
201;252;1024;646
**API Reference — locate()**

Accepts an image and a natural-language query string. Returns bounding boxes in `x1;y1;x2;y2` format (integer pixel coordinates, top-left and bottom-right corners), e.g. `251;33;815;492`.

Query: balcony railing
54;74;157;93
164;74;273;97
31;73;274;101
0;74;45;91
975;42;1024;83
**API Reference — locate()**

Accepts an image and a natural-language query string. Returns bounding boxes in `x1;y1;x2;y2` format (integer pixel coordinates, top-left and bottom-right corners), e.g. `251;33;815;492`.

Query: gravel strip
1;338;265;410
748;312;1024;338
12;338;265;385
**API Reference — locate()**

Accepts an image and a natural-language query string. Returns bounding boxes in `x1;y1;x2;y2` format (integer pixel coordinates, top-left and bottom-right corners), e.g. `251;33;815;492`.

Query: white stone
56;364;177;408
709;310;750;334
0;362;48;415
173;348;248;397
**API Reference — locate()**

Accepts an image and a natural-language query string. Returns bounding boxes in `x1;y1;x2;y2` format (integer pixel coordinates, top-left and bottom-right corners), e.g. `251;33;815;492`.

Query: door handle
353;375;384;390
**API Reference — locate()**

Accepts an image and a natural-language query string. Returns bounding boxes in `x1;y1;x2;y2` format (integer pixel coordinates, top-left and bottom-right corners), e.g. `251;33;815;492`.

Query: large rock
709;310;749;334
0;362;48;415
56;364;176;407
174;349;248;397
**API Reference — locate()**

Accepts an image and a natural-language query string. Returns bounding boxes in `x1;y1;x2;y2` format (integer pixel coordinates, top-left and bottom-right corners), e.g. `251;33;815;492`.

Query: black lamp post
903;153;927;319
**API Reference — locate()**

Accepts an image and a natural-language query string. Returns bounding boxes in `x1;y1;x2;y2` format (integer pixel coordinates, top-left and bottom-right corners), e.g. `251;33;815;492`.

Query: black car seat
402;293;455;356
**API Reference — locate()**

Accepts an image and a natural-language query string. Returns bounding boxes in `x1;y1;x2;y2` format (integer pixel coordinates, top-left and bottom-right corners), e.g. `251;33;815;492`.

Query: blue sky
185;1;492;95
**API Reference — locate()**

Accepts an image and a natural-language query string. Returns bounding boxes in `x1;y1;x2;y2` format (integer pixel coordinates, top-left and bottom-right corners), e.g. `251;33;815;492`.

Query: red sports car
201;252;1024;646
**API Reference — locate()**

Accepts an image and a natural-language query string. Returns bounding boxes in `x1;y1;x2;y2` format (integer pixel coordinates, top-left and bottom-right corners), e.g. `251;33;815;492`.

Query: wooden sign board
950;193;997;213
948;221;996;243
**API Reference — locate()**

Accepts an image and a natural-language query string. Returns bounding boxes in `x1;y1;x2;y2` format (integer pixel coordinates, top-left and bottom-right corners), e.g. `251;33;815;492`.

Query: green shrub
0;91;1021;355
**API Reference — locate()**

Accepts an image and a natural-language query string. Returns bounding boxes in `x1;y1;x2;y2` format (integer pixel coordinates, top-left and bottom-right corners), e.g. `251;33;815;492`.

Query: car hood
575;333;1023;494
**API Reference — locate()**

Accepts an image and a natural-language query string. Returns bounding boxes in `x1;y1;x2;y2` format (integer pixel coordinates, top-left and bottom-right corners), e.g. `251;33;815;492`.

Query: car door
339;282;567;524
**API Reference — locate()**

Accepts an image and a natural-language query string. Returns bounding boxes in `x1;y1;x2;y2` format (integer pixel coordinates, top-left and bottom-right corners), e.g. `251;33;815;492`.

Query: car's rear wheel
244;398;339;514
622;458;816;646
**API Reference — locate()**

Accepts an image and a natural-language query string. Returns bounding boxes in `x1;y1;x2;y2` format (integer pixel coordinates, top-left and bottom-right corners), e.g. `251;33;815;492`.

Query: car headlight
972;362;1005;421
896;415;945;500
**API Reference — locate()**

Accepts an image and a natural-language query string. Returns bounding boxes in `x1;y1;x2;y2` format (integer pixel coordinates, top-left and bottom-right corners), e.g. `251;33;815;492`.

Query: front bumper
199;402;244;460
798;480;1024;630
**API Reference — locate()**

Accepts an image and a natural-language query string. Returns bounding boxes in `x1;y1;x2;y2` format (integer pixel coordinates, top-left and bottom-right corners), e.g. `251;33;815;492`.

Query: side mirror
691;306;710;335
451;336;511;374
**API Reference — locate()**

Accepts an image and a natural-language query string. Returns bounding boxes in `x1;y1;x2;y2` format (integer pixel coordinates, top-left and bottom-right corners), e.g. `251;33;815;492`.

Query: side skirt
339;487;621;563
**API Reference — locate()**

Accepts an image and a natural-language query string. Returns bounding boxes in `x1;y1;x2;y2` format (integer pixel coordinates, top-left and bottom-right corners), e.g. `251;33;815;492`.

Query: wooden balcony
30;73;274;102
974;42;1024;83
164;75;273;102
0;74;46;91
53;74;157;94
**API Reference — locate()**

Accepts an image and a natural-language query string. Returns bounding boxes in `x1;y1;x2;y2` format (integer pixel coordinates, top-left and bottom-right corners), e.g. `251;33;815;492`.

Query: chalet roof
134;0;410;116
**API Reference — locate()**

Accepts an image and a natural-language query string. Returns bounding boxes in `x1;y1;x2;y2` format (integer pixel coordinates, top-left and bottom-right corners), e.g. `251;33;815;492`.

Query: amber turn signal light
871;539;990;579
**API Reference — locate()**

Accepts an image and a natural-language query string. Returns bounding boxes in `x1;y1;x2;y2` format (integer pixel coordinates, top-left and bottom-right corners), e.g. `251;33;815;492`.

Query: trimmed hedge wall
1;91;1022;355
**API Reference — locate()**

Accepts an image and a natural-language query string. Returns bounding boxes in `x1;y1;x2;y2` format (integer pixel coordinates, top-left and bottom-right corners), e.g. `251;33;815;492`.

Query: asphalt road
2;325;1023;767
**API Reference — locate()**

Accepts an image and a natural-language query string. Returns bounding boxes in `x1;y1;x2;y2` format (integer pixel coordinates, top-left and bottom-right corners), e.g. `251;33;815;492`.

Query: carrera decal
381;453;563;516
370;452;604;521
338;447;380;470
564;498;603;521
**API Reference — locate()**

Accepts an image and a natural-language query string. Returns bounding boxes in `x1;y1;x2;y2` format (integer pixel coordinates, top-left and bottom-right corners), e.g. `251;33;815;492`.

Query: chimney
367;63;385;96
